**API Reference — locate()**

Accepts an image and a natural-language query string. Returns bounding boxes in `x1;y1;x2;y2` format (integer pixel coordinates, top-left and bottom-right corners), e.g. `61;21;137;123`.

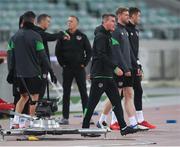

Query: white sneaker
133;124;149;131
59;118;69;125
96;121;111;131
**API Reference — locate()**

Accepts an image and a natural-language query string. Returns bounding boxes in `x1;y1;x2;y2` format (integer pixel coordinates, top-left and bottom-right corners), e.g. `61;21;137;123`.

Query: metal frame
0;105;108;141
0;128;108;141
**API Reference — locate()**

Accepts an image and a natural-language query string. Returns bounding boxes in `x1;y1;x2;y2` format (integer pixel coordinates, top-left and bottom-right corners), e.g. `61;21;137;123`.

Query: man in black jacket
97;8;148;131
126;7;156;129
82;13;137;136
7;11;57;128
55;16;91;125
12;14;29;115
34;14;70;99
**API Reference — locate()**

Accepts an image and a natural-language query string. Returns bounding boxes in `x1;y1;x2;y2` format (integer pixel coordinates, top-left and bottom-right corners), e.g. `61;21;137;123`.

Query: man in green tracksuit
7;11;57;128
82;13;137;136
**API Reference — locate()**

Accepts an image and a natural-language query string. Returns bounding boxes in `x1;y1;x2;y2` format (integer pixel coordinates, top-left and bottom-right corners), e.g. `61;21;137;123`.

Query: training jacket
7;22;53;78
55;29;91;68
33;26;65;59
112;23;138;72
126;21;139;60
90;25;118;78
33;26;65;73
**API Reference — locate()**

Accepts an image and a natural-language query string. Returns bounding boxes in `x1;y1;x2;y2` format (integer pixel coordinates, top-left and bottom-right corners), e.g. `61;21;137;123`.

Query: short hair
23;11;36;23
19;15;24;28
129;7;141;17
102;13;116;23
116;7;129;16
69;15;79;23
37;14;51;24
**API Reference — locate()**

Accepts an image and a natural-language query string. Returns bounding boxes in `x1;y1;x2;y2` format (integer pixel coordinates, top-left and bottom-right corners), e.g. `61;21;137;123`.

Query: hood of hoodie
94;25;111;36
23;22;35;30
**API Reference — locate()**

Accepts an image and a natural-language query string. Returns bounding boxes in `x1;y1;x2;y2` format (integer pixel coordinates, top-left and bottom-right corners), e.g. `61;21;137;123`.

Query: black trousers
62;66;88;119
82;78;127;129
132;71;143;111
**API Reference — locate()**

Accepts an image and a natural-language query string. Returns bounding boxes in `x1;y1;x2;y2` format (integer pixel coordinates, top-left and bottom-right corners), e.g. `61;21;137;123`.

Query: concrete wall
0;39;180;102
0;62;13;103
50;39;180;81
139;40;180;80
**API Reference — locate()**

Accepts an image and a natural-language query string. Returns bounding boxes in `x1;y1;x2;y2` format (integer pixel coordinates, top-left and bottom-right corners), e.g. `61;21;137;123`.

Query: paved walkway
0;97;179;146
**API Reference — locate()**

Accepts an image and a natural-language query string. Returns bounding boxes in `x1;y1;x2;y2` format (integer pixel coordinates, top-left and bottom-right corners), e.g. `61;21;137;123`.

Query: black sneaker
120;126;138;136
81;133;101;137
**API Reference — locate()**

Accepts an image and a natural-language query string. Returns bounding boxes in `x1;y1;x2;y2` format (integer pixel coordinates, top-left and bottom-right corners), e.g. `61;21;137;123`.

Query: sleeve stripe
36;41;44;51
7;40;14;50
111;37;120;45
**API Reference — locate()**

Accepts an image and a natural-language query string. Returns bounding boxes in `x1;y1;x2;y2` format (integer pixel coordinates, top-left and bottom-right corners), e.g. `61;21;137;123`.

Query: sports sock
129;116;137;126
111;111;118;125
99;113;107;123
136;110;144;123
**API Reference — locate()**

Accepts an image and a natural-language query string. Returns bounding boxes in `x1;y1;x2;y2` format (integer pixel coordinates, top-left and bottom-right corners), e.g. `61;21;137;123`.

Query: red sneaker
110;122;120;130
138;120;156;129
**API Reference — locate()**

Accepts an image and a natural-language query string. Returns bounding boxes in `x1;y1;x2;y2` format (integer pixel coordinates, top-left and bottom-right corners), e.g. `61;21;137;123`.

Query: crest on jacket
76;35;82;40
98;83;103;88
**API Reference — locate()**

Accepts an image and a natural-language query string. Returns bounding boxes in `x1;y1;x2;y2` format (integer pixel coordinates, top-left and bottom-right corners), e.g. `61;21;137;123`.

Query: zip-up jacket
33;26;65;59
33;26;65;73
90;25;117;78
126;21;139;60
7;22;53;78
111;23;138;72
126;21;141;69
55;29;91;68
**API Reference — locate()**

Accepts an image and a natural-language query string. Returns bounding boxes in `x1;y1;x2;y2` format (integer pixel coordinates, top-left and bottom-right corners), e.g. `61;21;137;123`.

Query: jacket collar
66;29;81;35
94;25;111;36
34;25;45;31
117;23;126;28
127;21;136;28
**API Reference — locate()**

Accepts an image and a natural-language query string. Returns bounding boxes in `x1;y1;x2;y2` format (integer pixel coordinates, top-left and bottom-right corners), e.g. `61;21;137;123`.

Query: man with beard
126;7;156;129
